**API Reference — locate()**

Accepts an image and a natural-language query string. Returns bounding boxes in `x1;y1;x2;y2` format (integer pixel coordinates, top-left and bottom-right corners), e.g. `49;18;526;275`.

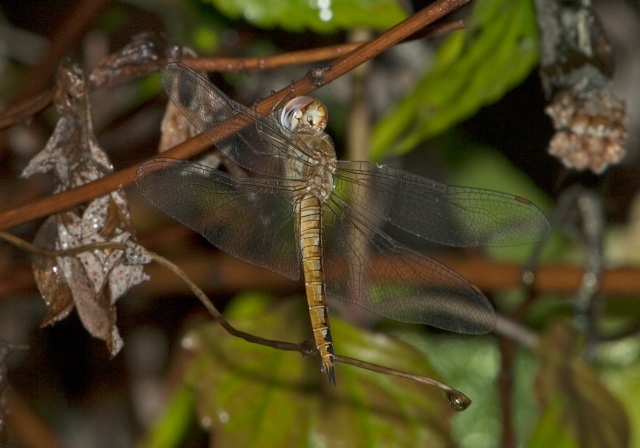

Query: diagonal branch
0;0;470;231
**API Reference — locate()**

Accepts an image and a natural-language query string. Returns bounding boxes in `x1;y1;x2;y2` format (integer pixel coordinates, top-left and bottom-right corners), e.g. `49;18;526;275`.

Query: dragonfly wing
323;195;496;334
136;157;301;280
334;161;549;247
162;63;314;179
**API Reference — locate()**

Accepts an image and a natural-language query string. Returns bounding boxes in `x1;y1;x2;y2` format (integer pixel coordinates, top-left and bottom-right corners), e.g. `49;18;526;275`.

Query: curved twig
335;354;472;411
1;229;472;410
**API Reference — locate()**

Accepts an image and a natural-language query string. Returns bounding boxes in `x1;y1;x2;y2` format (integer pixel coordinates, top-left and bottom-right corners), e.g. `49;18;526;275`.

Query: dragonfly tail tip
323;363;336;385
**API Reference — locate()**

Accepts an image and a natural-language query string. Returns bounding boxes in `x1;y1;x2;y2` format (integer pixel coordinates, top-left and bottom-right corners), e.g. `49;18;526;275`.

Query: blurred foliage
605;353;640;448
140;385;197;448
149;299;640;447
371;0;539;160
201;0;407;33
530;322;630;448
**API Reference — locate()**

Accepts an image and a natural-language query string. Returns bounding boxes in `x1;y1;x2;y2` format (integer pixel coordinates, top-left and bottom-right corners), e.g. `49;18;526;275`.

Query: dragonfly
136;63;550;384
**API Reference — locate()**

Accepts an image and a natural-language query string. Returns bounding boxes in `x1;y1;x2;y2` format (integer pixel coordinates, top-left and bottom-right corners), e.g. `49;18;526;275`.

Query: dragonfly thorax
296;132;336;202
279;96;336;201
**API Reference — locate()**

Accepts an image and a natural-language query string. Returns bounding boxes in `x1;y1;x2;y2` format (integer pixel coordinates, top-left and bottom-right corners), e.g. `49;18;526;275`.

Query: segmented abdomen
298;194;335;384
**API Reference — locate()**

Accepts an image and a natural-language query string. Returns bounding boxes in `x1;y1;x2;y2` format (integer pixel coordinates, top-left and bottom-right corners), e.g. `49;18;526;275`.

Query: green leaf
371;0;539;160
184;293;455;447
528;322;630;448
203;0;407;33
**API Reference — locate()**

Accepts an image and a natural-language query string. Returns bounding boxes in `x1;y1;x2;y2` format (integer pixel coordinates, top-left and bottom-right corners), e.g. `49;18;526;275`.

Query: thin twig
335;354;472;411
0;230;125;259
149;249;304;354
185;20;464;73
0;0;470;231
1;230;472;410
130;251;475;411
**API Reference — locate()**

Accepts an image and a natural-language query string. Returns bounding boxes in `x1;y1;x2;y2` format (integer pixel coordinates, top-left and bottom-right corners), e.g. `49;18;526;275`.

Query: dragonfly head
280;96;328;133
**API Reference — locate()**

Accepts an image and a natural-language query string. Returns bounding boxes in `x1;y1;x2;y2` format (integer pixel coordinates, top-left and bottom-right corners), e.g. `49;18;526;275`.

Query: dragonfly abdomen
298;194;335;384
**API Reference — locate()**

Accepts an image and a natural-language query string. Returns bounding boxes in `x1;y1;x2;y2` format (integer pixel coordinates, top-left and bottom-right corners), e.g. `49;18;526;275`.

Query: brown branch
0;267;34;297
0;0;470;231
0;19;464;131
5;243;640;300
133;252;640;297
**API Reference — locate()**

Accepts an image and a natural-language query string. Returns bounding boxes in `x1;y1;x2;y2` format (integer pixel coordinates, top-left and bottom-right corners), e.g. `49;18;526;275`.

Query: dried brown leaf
64;255;123;354
25;59;149;356
32;216;74;326
89;32;193;89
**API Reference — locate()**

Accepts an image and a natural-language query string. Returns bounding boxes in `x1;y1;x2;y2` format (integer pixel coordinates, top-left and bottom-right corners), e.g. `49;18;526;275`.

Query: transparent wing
162;63;314;179
334;161;550;247
323;195;496;334
136;158;301;280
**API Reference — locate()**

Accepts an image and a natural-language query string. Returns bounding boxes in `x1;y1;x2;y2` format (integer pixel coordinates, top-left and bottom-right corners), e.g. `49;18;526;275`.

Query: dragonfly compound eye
281;96;328;133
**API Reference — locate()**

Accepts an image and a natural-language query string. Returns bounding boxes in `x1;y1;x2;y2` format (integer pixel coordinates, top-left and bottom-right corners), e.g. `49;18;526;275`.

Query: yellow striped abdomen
298;194;335;384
